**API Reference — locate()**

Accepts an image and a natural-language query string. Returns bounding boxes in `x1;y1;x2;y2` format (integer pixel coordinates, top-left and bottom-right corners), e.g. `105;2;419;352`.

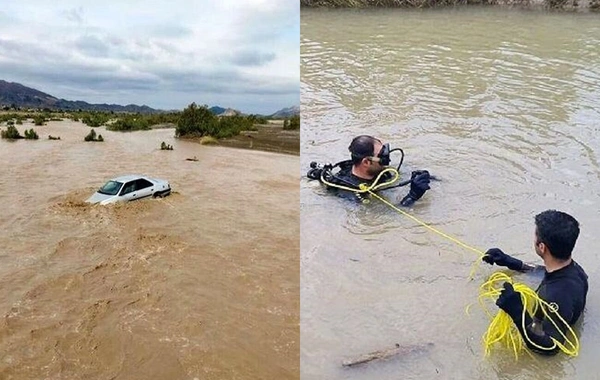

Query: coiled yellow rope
476;272;579;358
318;165;580;358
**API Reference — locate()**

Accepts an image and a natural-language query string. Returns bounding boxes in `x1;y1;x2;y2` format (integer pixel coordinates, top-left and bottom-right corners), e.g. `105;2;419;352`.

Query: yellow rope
318;165;581;358
476;272;580;358
320;166;485;276
366;190;485;279
319;166;400;194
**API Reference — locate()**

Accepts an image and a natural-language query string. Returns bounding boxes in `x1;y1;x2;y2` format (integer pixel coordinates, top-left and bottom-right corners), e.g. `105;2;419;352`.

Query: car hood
85;192;115;204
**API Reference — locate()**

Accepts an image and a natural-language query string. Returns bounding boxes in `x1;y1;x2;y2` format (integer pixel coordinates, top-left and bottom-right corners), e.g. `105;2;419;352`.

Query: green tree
289;115;300;130
284;115;299;130
176;103;217;138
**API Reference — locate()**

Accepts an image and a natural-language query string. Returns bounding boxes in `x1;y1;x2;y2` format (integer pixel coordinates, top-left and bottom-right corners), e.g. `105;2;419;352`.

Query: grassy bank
214;122;300;156
301;0;599;9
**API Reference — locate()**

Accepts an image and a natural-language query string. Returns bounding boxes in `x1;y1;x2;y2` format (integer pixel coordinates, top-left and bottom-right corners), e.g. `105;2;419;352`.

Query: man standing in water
482;209;588;355
307;135;432;205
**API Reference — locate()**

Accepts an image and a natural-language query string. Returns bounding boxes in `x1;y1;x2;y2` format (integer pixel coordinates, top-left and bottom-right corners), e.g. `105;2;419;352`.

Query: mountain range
0;80;299;118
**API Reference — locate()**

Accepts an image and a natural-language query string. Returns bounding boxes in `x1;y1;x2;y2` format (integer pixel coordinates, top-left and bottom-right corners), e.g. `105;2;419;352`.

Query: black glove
482;248;524;271
399;170;431;206
496;282;524;321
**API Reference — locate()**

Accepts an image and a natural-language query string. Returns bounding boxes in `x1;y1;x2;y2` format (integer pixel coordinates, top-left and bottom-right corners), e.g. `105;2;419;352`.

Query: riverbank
217;121;300;156
300;0;599;10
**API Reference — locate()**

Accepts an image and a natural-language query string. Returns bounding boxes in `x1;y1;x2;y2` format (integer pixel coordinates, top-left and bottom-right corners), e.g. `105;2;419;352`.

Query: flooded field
0;120;299;379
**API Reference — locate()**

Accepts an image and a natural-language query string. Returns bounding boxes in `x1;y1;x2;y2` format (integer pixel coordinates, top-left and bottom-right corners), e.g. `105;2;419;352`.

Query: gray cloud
74;35;110;57
0;38;69;65
62;7;84;24
229;50;276;67
0;49;297;112
0;1;299;114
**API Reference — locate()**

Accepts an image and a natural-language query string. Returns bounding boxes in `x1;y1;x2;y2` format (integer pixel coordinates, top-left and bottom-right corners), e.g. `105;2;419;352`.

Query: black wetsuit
519;260;588;355
317;160;396;203
308;160;429;206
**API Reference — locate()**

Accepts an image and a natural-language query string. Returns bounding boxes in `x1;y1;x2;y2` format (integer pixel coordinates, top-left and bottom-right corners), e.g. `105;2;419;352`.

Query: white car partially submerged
86;175;171;205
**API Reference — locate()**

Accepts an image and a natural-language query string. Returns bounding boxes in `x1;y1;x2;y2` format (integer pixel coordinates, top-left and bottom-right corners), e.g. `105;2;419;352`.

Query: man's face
365;140;385;176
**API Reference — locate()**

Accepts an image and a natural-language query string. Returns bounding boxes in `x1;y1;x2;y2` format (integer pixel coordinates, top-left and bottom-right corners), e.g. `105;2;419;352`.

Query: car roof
110;174;147;182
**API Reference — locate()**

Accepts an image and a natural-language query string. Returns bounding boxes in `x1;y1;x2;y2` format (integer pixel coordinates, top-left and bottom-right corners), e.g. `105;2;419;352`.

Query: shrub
108;115;151;131
84;128;97;141
284;115;300;130
24;128;39;140
81;113;110;127
33;115;46;126
1;125;23;139
160;141;174;150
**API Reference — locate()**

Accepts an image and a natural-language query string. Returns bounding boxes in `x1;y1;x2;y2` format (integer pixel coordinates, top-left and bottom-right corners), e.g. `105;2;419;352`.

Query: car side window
120;181;136;195
136;179;153;190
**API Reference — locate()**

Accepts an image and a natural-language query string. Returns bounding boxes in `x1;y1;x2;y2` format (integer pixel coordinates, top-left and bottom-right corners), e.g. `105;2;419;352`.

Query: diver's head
348;135;390;178
534;209;580;262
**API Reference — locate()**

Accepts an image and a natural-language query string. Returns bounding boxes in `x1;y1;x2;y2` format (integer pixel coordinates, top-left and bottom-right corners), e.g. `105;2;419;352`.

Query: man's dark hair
535;210;580;261
348;135;380;166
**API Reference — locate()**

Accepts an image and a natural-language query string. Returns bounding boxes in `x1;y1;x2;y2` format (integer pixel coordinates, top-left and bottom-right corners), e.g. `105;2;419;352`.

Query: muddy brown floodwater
301;7;600;380
0;120;299;379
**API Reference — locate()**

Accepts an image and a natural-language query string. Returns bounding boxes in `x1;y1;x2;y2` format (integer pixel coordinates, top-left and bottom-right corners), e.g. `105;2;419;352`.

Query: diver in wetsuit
306;135;432;206
482;209;588;355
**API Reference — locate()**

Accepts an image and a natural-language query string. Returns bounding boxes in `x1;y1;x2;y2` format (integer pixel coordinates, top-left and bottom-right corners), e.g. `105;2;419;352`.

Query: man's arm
482;248;545;274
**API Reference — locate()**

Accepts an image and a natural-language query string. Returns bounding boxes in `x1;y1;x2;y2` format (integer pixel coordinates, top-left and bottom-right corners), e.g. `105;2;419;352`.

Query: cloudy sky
0;0;299;114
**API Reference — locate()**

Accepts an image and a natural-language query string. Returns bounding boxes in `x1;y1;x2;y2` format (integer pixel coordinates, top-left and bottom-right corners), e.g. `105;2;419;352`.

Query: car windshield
98;180;123;196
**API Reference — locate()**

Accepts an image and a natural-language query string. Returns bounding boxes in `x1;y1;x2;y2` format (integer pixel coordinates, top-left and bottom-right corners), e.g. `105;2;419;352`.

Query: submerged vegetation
1;125;38;140
23;128;39;139
1;125;22;139
84;129;104;142
160;141;174;150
